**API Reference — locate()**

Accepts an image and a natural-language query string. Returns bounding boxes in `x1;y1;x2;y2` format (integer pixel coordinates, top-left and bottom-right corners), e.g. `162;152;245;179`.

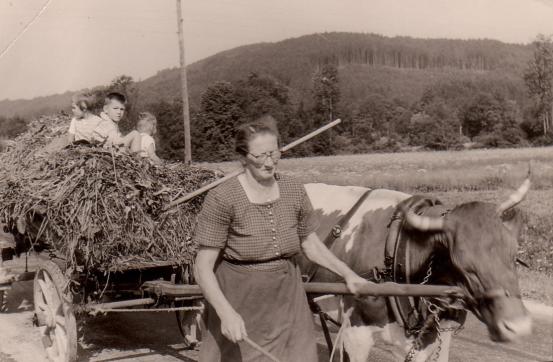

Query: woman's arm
301;232;370;294
194;247;247;342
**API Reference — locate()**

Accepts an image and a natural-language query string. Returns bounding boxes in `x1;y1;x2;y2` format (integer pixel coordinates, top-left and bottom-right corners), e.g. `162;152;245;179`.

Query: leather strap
306;189;373;282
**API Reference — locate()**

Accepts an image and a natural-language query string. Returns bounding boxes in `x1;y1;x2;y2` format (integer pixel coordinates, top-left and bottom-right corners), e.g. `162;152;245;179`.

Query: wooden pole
163;119;341;210
176;0;192;165
124;282;464;298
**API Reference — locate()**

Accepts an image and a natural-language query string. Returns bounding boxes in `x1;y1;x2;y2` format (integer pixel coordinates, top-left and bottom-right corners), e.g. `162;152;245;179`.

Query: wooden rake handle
163;119;341;210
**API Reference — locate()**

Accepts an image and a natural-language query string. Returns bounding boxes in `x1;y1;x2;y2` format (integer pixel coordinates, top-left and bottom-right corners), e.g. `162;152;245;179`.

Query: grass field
199;146;553;303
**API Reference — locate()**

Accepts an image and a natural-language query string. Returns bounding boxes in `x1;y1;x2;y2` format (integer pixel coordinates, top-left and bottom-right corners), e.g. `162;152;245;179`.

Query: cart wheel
0;288;7;312
33;260;77;362
175;299;204;348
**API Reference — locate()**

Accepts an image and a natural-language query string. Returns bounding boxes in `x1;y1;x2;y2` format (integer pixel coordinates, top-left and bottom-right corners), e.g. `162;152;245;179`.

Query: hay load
0;114;221;272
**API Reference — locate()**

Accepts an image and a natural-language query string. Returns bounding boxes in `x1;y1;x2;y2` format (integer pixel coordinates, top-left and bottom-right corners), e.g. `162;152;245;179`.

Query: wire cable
0;0;53;60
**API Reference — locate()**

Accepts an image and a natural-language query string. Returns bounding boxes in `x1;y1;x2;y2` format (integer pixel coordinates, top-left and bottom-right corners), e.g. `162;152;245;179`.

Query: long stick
126;282;463;298
243;336;281;362
164;119;341;210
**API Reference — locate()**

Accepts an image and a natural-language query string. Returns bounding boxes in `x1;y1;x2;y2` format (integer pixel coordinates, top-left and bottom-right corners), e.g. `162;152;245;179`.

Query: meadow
199;146;553;304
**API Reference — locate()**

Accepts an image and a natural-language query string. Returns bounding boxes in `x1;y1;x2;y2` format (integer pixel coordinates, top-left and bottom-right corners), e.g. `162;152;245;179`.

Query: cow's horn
496;169;531;214
404;209;445;231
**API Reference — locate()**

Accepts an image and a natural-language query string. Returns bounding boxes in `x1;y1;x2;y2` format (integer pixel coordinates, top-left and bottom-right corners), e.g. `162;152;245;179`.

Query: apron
199;259;317;362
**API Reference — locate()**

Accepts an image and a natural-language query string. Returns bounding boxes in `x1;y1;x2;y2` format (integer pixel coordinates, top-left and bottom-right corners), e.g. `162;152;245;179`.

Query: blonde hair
136;112;157;135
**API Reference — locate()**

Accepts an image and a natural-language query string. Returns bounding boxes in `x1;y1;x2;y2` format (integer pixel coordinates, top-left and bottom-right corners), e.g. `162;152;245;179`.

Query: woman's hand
344;272;373;296
220;308;248;343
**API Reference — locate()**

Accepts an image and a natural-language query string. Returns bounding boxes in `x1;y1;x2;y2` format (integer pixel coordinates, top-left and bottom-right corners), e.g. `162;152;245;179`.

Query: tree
524;34;553;135
409;99;461;150
309;64;341;155
196;81;243;161
461;92;525;147
312;64;340;122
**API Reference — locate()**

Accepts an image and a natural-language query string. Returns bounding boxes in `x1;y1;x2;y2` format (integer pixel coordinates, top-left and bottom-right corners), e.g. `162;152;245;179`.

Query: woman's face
71;103;84;119
243;132;280;182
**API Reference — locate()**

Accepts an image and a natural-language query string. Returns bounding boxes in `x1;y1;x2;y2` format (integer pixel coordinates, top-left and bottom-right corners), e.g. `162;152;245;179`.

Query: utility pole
176;0;191;164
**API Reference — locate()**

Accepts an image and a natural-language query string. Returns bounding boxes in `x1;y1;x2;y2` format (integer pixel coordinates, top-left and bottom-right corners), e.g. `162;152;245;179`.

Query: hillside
0;32;533;119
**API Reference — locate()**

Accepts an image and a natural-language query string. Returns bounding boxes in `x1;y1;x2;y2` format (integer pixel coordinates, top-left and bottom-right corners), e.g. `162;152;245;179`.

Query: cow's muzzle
494;313;532;342
473;291;533;342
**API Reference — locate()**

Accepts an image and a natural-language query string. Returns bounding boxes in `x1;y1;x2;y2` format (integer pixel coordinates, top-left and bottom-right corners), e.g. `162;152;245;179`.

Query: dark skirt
199;259;317;362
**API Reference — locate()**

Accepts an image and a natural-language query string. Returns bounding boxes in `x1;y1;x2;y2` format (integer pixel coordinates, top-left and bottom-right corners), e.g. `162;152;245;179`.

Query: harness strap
306;188;373;282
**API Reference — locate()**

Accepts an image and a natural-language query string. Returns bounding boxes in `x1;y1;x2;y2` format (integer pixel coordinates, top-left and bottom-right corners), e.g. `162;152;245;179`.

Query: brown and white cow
302;179;532;362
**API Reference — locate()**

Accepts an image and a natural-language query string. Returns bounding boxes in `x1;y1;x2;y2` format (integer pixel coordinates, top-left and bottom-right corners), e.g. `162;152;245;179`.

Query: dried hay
0;114;221;273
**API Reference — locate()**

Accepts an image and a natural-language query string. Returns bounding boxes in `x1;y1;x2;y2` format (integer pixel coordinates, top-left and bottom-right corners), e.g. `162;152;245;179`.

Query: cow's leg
335;302;378;362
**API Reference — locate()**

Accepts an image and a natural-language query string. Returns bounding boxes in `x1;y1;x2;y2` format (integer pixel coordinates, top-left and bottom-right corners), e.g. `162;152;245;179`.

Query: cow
301;177;532;362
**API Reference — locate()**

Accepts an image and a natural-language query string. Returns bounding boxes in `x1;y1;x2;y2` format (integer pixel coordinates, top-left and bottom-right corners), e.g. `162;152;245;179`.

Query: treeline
2;33;552;160
149;70;549;162
306;33;529;72
0;32;535;120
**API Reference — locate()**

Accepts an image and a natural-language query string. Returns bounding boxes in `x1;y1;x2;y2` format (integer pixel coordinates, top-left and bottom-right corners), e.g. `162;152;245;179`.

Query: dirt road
1;258;551;362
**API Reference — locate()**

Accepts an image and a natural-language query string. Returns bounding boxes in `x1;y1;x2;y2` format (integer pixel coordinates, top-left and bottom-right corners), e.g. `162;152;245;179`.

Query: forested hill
0;32;532;118
139;32;532;107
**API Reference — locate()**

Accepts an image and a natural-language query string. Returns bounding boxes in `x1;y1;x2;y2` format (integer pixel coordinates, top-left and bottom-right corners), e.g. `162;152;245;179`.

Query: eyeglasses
246;150;281;164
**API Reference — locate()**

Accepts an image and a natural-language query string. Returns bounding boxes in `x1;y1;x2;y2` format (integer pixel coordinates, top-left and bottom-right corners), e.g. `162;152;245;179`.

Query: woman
194;115;368;362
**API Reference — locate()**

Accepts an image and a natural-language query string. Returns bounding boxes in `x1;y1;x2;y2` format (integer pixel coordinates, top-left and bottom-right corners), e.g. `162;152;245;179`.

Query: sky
1;0;553;101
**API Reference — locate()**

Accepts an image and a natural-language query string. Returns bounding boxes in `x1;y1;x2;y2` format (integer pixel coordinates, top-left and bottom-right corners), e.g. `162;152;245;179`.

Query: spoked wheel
33;260;77;362
174;264;204;348
175;298;204;348
0;287;7;312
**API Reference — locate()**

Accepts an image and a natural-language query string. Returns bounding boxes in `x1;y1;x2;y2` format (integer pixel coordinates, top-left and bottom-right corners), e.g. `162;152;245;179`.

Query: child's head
71;93;94;119
136;112;157;136
103;92;127;123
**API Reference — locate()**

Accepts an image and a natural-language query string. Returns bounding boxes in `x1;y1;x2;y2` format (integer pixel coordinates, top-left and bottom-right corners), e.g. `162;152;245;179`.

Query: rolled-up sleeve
297;186;319;239
193;190;231;249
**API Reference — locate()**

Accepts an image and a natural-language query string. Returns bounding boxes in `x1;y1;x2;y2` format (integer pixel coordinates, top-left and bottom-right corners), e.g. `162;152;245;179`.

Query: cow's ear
500;208;523;235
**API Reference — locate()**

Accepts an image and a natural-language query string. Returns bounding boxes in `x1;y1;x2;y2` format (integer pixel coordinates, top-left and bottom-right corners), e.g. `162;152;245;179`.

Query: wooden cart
1;243;204;362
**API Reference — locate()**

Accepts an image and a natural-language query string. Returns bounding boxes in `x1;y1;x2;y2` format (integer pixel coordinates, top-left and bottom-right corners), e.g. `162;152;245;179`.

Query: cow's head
404;177;532;342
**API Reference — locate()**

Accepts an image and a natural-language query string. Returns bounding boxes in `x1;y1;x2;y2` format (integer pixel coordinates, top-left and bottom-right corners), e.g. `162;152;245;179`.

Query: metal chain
405;256;434;362
421;255;434;285
404;254;465;362
430;307;442;362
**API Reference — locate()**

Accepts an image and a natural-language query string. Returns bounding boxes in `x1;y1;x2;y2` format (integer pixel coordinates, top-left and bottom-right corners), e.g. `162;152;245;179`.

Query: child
130;112;163;165
92;92;139;148
67;93;102;144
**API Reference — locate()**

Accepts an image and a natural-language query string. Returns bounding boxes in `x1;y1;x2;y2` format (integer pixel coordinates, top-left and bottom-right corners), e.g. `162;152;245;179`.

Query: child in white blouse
130;112;162;165
67;93;102;144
